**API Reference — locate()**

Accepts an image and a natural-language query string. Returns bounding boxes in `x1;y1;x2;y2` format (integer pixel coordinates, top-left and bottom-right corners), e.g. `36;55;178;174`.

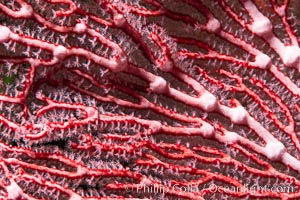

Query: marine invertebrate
0;0;299;199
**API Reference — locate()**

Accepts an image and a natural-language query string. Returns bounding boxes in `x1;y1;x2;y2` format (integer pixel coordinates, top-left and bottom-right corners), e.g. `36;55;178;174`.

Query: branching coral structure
0;0;299;199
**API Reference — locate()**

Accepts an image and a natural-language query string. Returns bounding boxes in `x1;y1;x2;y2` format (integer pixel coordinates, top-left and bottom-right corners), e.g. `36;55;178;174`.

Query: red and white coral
0;0;299;199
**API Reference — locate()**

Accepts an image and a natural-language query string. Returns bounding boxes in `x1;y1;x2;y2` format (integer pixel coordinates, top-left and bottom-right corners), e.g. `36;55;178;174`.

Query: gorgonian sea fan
0;0;299;199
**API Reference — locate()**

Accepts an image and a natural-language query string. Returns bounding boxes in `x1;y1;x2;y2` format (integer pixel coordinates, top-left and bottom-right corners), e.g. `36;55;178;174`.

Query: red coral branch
0;0;299;199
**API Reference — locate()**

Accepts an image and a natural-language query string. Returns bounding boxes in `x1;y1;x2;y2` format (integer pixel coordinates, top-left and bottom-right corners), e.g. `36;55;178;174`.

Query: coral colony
0;0;299;199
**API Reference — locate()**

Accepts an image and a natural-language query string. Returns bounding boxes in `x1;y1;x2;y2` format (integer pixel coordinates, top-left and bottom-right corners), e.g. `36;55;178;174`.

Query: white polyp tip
69;194;82;200
158;60;173;72
251;17;272;37
20;4;33;18
254;53;271;69
199;123;215;138
77;166;87;176
53;45;68;60
113;14;126;27
282;46;300;68
224;131;239;144
140;177;152;186
86;107;98;119
206;18;221;33
230;106;247;124
284;125;294;134
110;56;128;72
198;91;217;112
149;121;162;133
0;26;11;43
149;77;168;94
277;6;285;17
265;141;286;161
6;181;22;199
74;22;87;34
